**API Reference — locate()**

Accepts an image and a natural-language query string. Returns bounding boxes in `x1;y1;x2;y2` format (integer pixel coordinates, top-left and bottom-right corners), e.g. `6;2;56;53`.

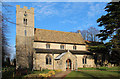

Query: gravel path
51;71;71;79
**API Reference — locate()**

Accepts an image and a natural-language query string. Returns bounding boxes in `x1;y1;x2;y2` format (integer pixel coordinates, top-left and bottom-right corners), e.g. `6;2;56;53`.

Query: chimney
77;30;80;33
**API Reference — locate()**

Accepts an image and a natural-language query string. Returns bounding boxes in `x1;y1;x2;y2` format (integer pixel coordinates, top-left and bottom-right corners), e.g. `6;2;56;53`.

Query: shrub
39;73;51;77
24;74;38;77
55;69;62;72
24;69;56;78
48;71;55;75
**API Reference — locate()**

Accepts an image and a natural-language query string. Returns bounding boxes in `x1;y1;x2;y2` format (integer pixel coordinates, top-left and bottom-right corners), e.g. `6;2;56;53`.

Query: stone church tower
16;5;34;69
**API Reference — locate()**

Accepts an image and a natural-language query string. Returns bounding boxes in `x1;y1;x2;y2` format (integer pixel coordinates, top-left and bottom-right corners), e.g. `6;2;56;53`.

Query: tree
88;27;99;41
85;40;110;66
81;27;99;42
97;2;120;65
1;3;14;66
97;2;120;40
81;30;89;40
6;57;10;66
2;14;10;66
109;29;120;64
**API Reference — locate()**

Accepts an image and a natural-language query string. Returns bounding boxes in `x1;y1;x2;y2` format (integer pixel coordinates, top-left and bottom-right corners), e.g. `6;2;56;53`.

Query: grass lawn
65;71;120;79
78;67;120;70
30;69;51;74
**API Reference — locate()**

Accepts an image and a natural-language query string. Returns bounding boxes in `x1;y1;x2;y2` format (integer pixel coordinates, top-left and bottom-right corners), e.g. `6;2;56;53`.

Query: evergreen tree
97;2;120;40
97;2;120;65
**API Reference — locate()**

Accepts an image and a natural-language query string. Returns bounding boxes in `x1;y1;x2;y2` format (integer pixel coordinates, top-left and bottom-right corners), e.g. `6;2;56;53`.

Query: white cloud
32;3;86;17
32;2;107;17
60;19;77;24
32;3;58;16
87;3;106;17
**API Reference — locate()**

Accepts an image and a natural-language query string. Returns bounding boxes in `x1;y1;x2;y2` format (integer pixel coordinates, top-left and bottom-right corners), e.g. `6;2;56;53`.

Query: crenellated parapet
16;5;34;14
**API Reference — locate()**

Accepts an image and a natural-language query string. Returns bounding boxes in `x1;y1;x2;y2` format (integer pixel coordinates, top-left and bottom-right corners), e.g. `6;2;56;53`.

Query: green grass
65;71;120;79
30;69;51;74
78;67;120;70
78;68;97;70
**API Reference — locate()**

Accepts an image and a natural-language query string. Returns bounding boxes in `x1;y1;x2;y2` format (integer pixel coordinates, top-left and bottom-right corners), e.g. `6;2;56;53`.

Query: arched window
23;18;26;24
85;57;87;64
73;45;76;50
60;45;64;49
82;58;84;64
82;56;87;64
46;55;52;65
25;19;27;25
23;18;27;25
46;43;50;49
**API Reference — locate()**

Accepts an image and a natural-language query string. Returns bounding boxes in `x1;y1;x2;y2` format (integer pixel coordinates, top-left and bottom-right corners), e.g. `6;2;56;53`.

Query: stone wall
33;42;87;51
16;36;34;69
33;53;60;70
33;52;95;71
33;52;77;71
76;54;95;68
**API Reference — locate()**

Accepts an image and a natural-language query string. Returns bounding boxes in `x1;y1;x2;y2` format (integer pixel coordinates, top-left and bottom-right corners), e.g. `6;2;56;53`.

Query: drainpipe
52;52;54;70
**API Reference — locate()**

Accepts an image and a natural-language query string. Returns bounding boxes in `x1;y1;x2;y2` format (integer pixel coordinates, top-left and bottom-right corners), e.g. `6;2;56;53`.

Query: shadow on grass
79;71;99;79
65;71;120;79
80;71;120;79
108;71;120;74
65;71;100;79
65;77;119;79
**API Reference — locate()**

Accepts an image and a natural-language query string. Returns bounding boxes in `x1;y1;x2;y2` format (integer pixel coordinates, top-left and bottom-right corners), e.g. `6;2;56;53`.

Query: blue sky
3;2;108;59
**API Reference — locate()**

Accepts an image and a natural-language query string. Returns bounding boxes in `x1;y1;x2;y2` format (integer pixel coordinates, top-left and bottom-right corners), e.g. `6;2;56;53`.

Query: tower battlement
16;5;34;13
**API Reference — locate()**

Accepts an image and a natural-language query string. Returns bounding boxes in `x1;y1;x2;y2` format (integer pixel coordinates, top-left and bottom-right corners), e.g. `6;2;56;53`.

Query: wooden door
66;59;72;70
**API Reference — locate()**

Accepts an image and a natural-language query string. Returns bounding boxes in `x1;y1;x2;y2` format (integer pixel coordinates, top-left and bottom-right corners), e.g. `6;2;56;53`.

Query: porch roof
55;52;66;60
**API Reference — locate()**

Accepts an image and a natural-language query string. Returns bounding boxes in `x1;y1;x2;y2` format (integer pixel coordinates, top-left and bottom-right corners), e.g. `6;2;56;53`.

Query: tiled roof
34;28;85;44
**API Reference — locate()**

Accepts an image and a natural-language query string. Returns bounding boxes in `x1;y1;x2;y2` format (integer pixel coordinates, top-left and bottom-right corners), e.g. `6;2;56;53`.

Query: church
16;5;95;71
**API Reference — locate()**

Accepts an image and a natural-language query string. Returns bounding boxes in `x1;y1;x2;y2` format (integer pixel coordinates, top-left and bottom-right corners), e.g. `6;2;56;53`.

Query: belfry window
25;19;27;25
23;18;27;25
46;55;52;65
24;18;25;24
82;56;87;64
